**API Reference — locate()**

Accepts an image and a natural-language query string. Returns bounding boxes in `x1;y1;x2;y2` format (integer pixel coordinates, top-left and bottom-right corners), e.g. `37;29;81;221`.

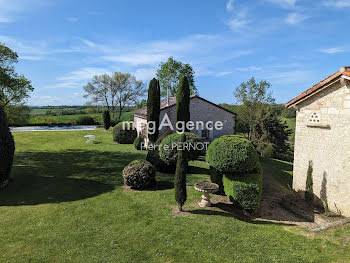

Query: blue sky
0;0;349;106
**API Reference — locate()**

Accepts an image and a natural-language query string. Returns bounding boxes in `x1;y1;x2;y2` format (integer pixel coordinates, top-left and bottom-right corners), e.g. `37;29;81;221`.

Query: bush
206;135;259;174
159;132;201;166
222;162;263;212
146;130;174;172
76;116;95;125
262;143;275;158
112;122;137;144
209;166;224;192
133;136;145;150
103;110;111;130
0;106;15;188
122;160;156;189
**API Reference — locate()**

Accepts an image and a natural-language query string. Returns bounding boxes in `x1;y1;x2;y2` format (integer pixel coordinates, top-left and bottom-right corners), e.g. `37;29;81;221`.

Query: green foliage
76;116;95;125
305;160;314;205
156;56;198;96
0;105;15;187
159;132;201;166
147;78;160;143
222;162;263;212
262;143;275;158
112;122;137;144
103;110;111;130
0;43;33;108
133;136;144;150
209;166;224;192
5;104;30;126
146;130;174;172
176;75;190;131
174;134;188;211
206;135;259;174
122;160;156;189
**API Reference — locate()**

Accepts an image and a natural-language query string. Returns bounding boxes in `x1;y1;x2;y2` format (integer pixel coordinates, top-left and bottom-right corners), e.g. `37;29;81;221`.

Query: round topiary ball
206;135;259;174
133;136;145;150
112;122;137;144
159;132;201;166
122;160;156;189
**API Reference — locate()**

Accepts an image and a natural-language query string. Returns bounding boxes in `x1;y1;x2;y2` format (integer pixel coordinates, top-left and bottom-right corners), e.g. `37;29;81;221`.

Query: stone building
286;66;350;216
132;95;236;143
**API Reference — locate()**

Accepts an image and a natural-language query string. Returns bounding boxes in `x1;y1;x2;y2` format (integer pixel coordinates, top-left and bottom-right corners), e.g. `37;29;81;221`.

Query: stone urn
194;181;219;207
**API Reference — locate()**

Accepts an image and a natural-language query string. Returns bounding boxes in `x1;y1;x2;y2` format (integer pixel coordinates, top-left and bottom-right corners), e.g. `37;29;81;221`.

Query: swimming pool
10;126;97;132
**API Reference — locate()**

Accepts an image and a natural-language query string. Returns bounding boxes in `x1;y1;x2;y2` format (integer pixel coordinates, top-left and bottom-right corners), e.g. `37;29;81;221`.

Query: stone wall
293;79;350;216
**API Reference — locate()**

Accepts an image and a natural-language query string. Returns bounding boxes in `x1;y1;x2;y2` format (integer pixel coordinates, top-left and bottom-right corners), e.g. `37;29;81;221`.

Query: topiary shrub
103;110;111;130
222;162;263;213
133;136;145;150
159;132;201;166
262;143;275;158
0;106;15;188
206;135;259;174
76;116;95;125
122;160;156;189
209;166;224;193
146;130;174;172
112;122;137;144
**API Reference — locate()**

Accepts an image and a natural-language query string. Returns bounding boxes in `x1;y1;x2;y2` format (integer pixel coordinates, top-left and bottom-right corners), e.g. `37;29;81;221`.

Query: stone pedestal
198;192;211;207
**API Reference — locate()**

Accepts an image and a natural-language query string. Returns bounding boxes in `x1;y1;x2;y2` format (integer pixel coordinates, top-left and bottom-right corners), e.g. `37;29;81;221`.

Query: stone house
131;95;236;143
286;66;350;216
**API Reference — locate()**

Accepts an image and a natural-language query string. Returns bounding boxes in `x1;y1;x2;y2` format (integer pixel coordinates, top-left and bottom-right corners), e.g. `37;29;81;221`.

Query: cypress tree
103;110;111;130
147;78;160;144
0;104;15;189
305;160;313;205
174;133;188;211
176;75;190;132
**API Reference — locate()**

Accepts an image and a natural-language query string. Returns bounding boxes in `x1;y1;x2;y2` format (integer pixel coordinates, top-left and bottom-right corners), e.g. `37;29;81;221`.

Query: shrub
159;132;201;166
112;122;137;144
209;166;224;192
222;162;263;212
146;130;174;172
76;116;95;125
206;135;259;174
133;136;145;150
176;75;190;131
103;110;111;130
122;160;156;189
147;78;160;143
262;143;275;158
305;160;313;205
0;106;15;188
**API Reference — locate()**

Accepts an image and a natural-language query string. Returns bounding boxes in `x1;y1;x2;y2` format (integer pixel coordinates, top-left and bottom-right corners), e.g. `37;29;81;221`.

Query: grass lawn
1;129;350;262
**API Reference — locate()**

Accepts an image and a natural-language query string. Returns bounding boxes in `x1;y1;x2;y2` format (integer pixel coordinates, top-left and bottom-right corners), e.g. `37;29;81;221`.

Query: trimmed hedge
222;162;263;212
112;122;137;144
133;136;145;150
159;132;201;166
146;130;174;172
206;135;259;174
209;166;224;193
76;116;95;125
122;160;156;189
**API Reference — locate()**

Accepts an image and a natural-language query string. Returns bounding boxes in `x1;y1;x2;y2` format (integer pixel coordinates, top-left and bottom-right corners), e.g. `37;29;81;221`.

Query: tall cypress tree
0;104;15;188
175;133;188;211
103;110;111;130
147;78;160;144
176;75;190;132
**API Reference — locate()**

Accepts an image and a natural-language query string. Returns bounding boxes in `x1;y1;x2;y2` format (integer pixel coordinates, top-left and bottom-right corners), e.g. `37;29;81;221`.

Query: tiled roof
285;67;350;108
131;95;236;118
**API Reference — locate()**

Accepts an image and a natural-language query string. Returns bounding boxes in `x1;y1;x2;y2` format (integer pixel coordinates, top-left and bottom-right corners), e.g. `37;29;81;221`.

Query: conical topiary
147;78;160;144
174;133;188;211
103;110;111;130
0;105;15;188
175;75;190;132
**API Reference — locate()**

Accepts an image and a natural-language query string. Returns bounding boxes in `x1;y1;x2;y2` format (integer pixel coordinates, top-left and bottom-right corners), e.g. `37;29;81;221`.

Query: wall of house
293;78;350;216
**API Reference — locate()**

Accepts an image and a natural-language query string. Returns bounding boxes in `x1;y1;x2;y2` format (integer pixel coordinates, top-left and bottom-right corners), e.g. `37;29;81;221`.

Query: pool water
10;126;97;132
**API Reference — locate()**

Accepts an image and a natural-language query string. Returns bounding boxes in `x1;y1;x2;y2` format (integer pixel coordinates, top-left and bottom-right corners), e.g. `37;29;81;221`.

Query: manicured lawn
1;129;350;262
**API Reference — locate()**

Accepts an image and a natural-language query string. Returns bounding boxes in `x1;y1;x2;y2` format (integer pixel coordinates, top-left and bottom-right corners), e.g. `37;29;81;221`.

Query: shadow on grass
261;157;293;189
0;149;145;206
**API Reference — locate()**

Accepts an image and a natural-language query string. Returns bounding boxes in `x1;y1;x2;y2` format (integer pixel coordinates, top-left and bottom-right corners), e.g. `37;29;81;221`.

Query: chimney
166;87;169;106
340;66;350;72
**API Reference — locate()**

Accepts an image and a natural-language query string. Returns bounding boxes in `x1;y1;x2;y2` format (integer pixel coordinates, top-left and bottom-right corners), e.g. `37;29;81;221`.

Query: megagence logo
123;113;224;134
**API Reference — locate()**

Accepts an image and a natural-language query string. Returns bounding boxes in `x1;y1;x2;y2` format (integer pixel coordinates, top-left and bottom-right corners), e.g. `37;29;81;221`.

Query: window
201;129;209;139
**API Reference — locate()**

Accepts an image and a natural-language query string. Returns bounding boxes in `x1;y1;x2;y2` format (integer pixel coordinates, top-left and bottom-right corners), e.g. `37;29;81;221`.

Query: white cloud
319;47;345;54
285;13;309;25
102;53;168;66
65;17;78;23
226;10;250;31
237;66;263;71
226;0;234;11
216;71;233;77
133;68;156;80
322;0;350;7
265;0;297;8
